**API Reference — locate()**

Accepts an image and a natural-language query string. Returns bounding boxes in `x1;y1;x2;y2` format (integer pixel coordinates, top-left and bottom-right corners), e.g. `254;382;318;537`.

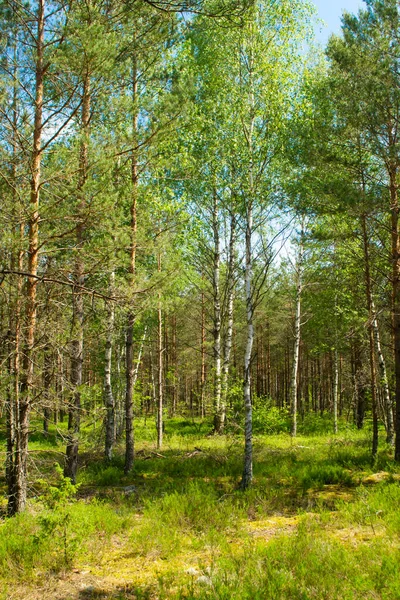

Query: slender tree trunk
125;312;135;473
212;189;223;433
43;344;52;435
6;34;23;515
65;75;91;484
241;49;255;489
124;51;138;474
333;287;339;435
157;252;163;449
6;327;16;516
221;212;236;429
353;341;366;429
241;209;254;490
371;301;394;444
333;348;339;434
12;0;44;513
171;315;177;416
104;272;115;462
361;213;379;455
291;225;303;437
200;290;206;418
388;159;400;461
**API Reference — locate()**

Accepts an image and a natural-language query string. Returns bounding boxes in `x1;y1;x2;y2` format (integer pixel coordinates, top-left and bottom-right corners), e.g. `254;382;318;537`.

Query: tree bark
124;50;138;474
12;0;45;513
200;289;206;418
291;223;304;437
43;344;52;435
333;347;339;434
104;272;115;462
212;189;223;433
65;74;91;484
157;252;163;449
371;301;393;444
361;213;379;456
241;210;254;489
221;212;236;429
241;45;255;490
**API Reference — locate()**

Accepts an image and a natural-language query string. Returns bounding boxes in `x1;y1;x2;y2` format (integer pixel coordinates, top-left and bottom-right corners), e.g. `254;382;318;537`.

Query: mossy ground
1;417;400;599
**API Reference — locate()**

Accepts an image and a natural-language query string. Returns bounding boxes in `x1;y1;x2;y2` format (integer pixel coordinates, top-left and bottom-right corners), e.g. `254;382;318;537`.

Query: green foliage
92;466;122;487
252;402;291;435
297;412;336;436
38;463;79;509
36;464;81;569
299;464;354;491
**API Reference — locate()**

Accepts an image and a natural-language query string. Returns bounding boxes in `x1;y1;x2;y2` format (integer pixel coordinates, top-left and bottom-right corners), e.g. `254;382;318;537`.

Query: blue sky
313;0;364;43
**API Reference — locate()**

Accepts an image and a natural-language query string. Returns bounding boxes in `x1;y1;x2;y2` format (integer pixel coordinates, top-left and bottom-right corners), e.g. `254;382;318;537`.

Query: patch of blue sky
312;0;365;45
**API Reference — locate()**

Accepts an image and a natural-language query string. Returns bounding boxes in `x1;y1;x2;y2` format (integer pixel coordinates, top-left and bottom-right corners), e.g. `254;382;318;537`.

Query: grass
0;416;399;599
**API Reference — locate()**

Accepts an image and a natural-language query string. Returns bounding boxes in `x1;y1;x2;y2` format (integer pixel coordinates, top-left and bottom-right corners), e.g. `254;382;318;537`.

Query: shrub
252;404;290;435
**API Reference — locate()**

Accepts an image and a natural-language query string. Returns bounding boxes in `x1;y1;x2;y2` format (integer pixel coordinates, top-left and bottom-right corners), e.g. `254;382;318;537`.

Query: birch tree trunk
240;41;255;490
104;272;115;462
212;189;223;433
361;213;379;456
241;210;254;489
291;224;304;437
388;158;400;461
221;212;236;429
371;302;394;444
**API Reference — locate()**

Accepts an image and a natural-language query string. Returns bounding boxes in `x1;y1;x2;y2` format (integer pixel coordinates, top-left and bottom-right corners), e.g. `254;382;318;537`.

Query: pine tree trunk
125;312;135;473
157;253;163;449
65;75;90;484
43;344;51;435
124;51;138;474
353;341;366;430
12;0;45;513
333;348;339;435
171;315;177;416
6;35;23;514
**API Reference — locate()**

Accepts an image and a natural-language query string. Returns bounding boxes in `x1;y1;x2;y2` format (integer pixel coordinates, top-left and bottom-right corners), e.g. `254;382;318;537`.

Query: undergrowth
0;416;399;598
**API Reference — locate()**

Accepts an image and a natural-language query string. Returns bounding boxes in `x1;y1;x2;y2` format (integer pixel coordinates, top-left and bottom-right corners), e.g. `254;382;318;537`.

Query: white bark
291;226;304;437
242;213;254;489
371;302;394;444
212;189;222;432
221;213;236;429
104;272;115;462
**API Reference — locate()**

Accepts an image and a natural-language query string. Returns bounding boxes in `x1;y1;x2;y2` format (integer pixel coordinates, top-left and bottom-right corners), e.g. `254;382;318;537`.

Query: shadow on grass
78;584;153;599
75;421;392;517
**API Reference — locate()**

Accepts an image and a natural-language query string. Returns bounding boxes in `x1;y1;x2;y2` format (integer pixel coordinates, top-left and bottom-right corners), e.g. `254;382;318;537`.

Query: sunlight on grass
1;418;400;598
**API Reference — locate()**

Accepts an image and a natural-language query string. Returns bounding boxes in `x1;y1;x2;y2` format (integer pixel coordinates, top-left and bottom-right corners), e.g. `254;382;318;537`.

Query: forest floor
1;418;400;599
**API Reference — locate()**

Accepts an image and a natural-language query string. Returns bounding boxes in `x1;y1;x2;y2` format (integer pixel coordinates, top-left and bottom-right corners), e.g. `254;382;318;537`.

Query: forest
1;0;400;598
